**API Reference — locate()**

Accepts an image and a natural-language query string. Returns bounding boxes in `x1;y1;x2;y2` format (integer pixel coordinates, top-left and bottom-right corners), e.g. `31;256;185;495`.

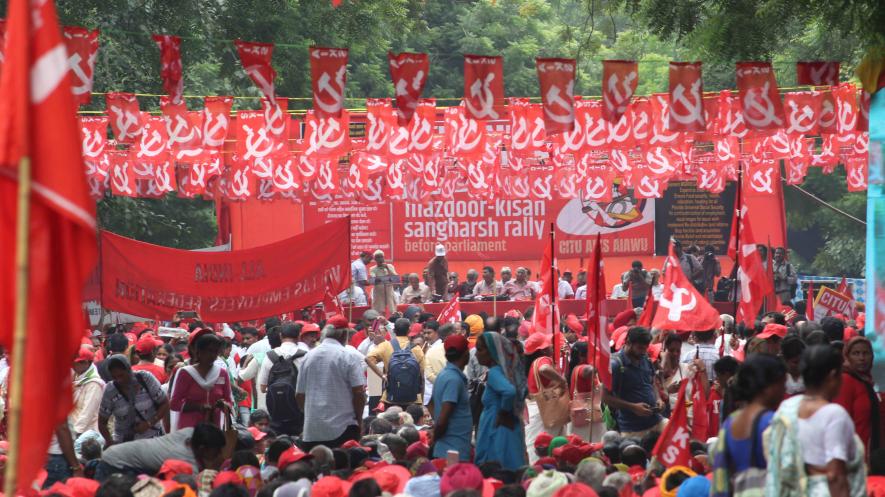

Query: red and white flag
388;52;428;125
310;46;349;118
690;373;710;440
202;96;233;152
62;26;99;105
727;203;774;327
736;61;785;130
585;234;611;389
463;54;504;121
667;61;704;131
532;236;557;335
437;296;461;323
796;61;839;86
323;274;341;319
235;40;276;103
602;60;637;123
0;0;98;489
836;276;857;319
105;92;144;143
652;241;722;331
536;58;576;134
153;34;183;104
652;379;692;467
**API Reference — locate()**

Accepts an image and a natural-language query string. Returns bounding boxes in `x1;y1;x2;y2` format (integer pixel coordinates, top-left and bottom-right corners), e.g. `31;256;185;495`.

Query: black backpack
265;349;307;436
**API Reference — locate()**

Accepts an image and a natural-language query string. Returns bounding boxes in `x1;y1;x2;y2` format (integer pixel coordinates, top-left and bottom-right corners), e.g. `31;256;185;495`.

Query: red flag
652;242;722;331
806;281;815;321
667;61;705;131
0;0;98;490
323;275;341;319
310;46;349;118
796;61;840;86
652;379;692;467
836;276;857;319
585;234;611;389
602;60;638;123
690;373;709;441
731;204;774;327
532;233;558;336
736;62;785;130
202;96;233;152
62;26;99;106
235;40;276;103
105;92;144;143
463;54;505;121
837;276;848;295
636;286;656;327
536;58;576;134
388;52;429;125
153;34;183;105
437;296;461;323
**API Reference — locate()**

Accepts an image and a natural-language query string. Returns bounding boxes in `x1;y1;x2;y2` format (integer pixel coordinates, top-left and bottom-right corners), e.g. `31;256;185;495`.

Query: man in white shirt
239;318;282;410
558;271;575;299
339;284;368;306
422;322;445;406
351;252;372;289
610;283;629;299
71;348;105;437
401;273;432;304
296;316;366;449
258;324;310;393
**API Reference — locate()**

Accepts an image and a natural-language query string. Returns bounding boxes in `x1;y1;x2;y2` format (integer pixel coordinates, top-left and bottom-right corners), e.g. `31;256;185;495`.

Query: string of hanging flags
33;27;868;202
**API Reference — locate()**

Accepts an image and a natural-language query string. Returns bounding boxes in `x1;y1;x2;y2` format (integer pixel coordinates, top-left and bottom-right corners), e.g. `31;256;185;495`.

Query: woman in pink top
169;332;233;430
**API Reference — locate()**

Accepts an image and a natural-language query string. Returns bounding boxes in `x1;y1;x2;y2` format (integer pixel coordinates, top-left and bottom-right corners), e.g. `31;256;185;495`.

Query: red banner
796;61;839;86
602;60;638;124
537;58;576;134
153;35;183;104
736;61;785;130
667;62;704;131
100;218;351;322
63;26;99;105
388;52;429;125
463;54;505;121
235;40;276;103
310;46;349;118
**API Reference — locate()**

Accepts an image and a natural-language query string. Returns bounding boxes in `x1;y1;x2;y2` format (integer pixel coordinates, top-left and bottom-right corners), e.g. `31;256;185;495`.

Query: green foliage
97;195;218;249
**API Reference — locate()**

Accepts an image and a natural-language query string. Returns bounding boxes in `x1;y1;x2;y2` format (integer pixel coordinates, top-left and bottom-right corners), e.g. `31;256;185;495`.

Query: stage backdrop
101;218;351;321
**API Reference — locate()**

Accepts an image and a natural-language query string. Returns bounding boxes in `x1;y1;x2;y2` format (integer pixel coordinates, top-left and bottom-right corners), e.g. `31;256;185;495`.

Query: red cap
534;432;553;448
302;323;321;335
440;463;484;496
65;477;100;497
613;309;637;329
553;483;600;497
278;447;313;470
247;426;267;441
157;459;194;480
757;323;788;340
612;326;630;351
524;332;552;354
409;323;424;338
444;334;469;354
327;314;349;329
212;471;244;488
75;347;94;363
647;343;662;363
553;444;585;466
124;332;137;345
312;476;352;497
188;327;212;346
135;334;163;355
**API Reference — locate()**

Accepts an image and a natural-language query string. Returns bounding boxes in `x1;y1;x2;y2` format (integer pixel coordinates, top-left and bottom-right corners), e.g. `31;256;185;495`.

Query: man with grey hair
457;269;478;298
500;266;512;285
296;314;366;449
714;313;743;358
401;273;432;304
574;458;607;491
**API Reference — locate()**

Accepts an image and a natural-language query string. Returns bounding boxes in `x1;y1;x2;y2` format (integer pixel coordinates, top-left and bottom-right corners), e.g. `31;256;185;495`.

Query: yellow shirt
367;336;425;403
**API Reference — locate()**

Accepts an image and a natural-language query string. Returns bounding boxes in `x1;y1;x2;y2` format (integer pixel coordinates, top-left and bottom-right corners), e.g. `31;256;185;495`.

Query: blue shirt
430;362;473;460
610;349;661;432
724;410;774;472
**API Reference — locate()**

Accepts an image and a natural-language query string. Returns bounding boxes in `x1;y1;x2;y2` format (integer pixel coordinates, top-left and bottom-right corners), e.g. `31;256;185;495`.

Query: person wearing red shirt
132;334;167;384
835;336;883;455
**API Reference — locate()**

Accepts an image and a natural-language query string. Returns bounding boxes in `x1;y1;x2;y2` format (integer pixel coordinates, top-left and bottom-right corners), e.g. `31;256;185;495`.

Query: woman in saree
474;331;527;470
765;345;867;497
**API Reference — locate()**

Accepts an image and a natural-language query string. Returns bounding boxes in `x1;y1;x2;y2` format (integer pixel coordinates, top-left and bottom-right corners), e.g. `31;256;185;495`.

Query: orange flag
0;0;98;489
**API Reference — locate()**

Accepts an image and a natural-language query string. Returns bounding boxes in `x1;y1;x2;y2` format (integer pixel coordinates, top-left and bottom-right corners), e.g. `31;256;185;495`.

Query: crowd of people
0;241;874;497
4;281;882;497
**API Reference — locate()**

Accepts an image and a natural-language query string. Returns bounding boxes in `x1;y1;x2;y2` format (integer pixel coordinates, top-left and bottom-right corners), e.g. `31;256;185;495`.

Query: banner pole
732;161;743;320
5;156;32;497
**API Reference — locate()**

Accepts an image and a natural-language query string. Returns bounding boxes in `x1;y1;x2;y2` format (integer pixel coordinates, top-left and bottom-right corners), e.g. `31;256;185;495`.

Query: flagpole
549;223;559;371
732;161;742;320
5;156;32;496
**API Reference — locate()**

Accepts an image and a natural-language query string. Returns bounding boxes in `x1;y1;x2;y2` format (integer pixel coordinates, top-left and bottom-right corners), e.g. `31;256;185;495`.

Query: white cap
435;244;446;257
219;323;235;339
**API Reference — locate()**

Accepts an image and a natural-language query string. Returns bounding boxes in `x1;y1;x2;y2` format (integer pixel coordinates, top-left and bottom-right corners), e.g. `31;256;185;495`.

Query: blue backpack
386;337;421;403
